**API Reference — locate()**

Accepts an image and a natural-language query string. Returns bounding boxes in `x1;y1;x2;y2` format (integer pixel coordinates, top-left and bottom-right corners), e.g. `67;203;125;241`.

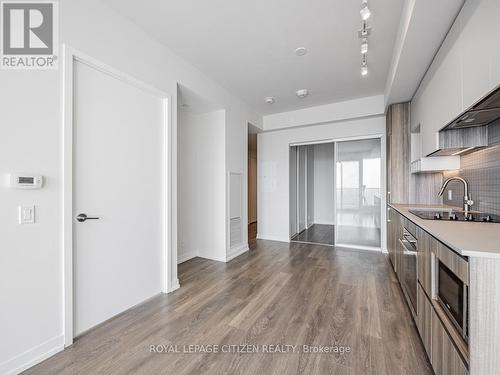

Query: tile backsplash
443;145;500;215
410;121;500;212
410;173;443;205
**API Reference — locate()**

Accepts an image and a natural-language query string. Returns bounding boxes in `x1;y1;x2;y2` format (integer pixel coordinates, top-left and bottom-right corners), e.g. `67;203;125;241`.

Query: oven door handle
403;232;417;244
399;238;418;255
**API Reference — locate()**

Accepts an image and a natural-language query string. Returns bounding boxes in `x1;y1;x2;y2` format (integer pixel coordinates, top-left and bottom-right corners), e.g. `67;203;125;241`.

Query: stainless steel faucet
438;177;474;216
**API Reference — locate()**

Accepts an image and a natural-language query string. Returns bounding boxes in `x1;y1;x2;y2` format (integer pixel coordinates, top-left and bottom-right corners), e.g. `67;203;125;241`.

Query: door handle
76;213;100;222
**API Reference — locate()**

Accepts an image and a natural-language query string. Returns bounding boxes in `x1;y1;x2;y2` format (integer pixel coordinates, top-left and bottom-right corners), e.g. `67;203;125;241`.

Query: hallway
24;241;432;375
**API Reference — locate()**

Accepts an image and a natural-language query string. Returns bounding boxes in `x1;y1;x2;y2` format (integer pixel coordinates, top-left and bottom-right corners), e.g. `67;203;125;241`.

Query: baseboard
177;250;197;264
168;278;180;293
0;334;64;375
335;243;382;252
313;220;335;226
226;244;249;262
256;234;290;243
196;254;227;263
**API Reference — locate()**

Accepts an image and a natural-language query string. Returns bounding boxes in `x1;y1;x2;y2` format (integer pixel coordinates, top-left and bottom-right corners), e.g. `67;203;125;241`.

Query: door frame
62;45;177;347
295;147;300;234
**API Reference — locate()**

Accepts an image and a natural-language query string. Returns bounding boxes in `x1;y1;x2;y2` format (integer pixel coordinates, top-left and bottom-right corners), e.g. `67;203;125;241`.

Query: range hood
442;86;500;130
429;87;500;156
430;126;488;157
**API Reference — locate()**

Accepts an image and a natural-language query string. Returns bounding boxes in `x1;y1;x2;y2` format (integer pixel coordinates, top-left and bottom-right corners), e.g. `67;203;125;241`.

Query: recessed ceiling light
295;47;308;56
361;65;368;76
360;0;371;20
265;97;275;104
296;89;309;98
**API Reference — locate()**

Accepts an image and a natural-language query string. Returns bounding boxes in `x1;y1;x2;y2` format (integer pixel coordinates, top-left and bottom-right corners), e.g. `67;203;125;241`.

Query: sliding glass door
335;138;382;249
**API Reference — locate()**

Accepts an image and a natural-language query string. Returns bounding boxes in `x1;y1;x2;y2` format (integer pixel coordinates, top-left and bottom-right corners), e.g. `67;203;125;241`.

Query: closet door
335;138;382;249
289;147;298;237
297;146;307;233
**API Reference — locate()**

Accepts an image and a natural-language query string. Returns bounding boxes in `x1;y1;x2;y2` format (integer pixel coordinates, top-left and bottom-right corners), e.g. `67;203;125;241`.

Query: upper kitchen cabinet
461;0;495;110
414;16;462;157
488;0;500;89
412;0;500;157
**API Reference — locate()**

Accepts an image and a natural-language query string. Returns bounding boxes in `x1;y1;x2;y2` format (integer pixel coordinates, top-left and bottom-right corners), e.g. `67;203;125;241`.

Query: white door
73;60;165;336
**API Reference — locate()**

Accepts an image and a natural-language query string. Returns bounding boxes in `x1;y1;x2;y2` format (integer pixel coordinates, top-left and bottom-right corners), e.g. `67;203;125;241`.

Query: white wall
198;111;227;262
313;143;335;225
0;0;261;373
257;116;386;243
178;110;226;263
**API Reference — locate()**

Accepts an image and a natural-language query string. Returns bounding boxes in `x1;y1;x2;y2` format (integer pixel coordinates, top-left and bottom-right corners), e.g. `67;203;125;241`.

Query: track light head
360;1;371;21
361;39;368;54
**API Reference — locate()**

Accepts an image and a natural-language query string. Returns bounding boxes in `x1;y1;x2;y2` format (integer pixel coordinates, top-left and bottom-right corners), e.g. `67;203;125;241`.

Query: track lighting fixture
358;1;372;77
360;0;371;21
361;55;368;76
361;38;368;55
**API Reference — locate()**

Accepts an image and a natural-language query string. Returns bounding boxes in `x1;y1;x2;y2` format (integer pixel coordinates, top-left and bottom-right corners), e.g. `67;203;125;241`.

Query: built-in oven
436;260;469;340
399;228;418;316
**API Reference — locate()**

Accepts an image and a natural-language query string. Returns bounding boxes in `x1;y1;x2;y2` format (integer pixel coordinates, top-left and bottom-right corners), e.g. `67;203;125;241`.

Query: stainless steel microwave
436;260;468;341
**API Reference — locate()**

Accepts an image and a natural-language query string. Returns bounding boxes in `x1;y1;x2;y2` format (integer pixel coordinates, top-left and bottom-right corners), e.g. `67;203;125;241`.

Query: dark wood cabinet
386;103;410;204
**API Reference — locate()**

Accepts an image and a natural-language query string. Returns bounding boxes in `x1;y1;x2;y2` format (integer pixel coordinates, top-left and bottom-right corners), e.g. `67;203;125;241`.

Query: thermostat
8;174;44;189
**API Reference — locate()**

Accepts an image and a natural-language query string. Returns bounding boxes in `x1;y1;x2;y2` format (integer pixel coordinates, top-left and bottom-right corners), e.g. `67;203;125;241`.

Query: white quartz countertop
389;204;500;259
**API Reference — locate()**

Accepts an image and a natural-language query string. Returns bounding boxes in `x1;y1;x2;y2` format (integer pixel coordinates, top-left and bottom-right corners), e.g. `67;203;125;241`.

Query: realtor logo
1;1;58;69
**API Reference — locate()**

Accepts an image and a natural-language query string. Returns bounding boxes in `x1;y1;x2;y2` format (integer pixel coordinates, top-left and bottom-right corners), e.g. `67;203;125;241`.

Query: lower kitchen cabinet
416;284;433;360
431;306;469;375
388;206;470;375
416;227;433;296
387;206;400;272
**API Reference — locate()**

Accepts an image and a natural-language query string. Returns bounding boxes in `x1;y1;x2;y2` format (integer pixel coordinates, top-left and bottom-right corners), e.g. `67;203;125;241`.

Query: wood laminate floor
23;240;433;375
291;224;335;246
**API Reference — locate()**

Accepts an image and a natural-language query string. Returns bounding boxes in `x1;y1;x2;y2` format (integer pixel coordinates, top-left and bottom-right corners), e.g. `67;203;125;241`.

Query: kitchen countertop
389;203;500;259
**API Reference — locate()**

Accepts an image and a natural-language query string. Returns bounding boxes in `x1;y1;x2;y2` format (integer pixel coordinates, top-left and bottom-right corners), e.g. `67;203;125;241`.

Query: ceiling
384;0;465;105
101;0;404;115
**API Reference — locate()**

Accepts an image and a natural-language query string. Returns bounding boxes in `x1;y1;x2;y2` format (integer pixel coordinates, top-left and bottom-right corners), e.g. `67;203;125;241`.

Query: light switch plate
448;190;453;201
19;206;35;224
